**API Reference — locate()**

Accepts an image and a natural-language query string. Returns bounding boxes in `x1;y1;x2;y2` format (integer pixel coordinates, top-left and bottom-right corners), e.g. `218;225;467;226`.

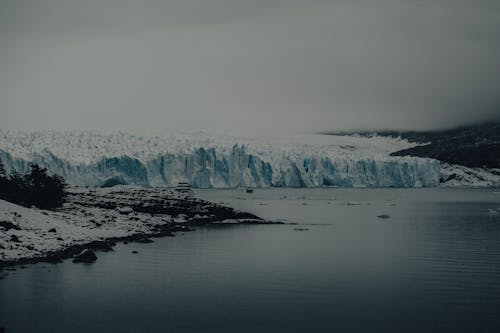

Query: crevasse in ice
0;130;441;188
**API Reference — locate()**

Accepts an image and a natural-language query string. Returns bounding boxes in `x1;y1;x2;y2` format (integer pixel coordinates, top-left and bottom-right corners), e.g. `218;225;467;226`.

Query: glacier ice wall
0;143;441;188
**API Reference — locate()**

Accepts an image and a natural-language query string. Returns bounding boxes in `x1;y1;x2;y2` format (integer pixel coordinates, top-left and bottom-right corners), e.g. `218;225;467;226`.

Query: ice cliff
0;131;441;188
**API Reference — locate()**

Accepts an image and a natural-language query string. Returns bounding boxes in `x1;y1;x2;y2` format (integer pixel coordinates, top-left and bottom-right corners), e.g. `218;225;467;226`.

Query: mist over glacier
0;131;440;188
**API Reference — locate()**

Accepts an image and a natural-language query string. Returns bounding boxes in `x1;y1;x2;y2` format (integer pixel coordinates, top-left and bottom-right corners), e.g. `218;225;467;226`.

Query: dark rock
86;241;114;252
56;237;64;241
132;251;138;254
72;250;98;263
293;227;309;231
377;214;391;219
10;235;20;243
0;221;21;231
46;257;63;264
48;228;57;233
136;237;154;244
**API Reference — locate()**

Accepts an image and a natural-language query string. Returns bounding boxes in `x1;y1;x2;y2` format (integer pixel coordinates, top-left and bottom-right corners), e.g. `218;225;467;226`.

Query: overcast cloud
1;0;499;134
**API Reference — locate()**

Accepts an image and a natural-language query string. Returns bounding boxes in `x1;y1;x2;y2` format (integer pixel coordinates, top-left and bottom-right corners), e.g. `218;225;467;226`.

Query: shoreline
0;186;281;270
0;218;278;269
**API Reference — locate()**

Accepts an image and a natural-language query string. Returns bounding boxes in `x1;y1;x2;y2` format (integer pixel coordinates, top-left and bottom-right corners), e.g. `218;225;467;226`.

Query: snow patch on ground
440;164;500;187
0;186;254;263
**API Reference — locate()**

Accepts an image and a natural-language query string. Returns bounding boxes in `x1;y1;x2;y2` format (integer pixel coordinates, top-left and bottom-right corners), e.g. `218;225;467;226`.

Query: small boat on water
246;187;254;194
175;182;193;194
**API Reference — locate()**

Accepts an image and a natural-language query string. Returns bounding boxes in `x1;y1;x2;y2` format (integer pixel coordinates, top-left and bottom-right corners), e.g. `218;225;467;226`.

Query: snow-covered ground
0;186;259;264
440;164;500;187
0;130;441;188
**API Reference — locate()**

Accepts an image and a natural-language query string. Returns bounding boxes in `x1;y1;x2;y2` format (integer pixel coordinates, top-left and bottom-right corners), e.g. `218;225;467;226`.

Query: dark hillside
389;122;500;168
323;122;500;168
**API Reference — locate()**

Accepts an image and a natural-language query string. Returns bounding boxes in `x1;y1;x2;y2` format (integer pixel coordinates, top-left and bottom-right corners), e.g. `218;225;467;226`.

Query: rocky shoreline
0;186;279;269
0;218;275;269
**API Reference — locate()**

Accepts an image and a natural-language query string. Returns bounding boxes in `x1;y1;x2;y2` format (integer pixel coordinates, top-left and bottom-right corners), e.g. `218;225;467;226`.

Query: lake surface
2;188;500;332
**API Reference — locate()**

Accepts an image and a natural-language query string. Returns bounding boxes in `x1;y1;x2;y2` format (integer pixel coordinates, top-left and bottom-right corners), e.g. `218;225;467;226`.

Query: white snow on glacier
0;130;441;188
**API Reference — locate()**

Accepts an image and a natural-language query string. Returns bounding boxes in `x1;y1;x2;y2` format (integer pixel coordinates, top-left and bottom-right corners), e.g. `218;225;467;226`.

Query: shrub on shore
0;161;67;209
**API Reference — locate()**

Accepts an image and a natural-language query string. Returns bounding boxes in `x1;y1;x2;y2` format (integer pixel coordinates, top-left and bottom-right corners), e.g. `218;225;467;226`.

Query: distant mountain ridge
389;122;500;169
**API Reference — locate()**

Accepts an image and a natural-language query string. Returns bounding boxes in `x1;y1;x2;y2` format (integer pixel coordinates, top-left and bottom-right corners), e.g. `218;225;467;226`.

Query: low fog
1;0;499;135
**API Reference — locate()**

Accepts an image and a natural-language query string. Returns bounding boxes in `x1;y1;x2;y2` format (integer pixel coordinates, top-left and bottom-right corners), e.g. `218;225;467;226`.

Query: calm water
2;188;500;332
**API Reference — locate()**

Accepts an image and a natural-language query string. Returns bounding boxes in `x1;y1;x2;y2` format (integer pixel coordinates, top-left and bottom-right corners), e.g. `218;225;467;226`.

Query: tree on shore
0;160;67;209
0;160;7;196
0;159;5;178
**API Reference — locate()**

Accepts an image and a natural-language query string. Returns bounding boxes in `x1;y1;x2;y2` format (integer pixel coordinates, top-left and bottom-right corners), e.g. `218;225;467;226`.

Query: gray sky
1;0;500;135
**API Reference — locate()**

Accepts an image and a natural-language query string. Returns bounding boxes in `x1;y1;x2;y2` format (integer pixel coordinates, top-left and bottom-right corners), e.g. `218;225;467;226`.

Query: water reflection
1;188;500;332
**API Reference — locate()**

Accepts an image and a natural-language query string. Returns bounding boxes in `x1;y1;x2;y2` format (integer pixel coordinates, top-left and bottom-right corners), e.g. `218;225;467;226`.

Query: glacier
0;130;441;188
